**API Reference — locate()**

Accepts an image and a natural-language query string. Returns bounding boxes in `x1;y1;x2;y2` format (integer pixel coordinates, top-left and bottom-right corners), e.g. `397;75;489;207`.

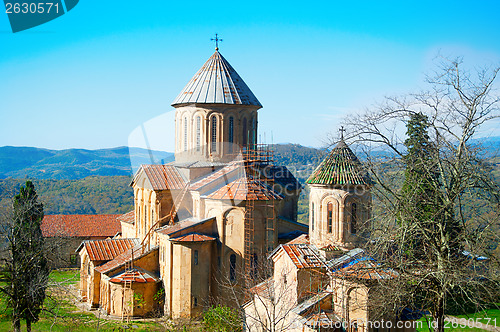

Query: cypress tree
1;181;50;332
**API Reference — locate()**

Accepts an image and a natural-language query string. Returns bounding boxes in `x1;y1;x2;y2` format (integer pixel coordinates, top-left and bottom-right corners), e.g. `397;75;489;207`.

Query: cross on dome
211;33;223;51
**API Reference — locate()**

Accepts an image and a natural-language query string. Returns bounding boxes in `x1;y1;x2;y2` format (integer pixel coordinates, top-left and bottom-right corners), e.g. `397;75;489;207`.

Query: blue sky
1;0;500;151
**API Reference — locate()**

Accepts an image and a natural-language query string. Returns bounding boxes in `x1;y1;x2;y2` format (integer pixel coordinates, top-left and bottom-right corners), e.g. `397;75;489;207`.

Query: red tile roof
205;178;283;201
117;211;134;225
95;245;158;275
41;214;121;238
170;233;217;242
78;238;139;261
272;244;326;269
109;268;159;283
135;164;186;190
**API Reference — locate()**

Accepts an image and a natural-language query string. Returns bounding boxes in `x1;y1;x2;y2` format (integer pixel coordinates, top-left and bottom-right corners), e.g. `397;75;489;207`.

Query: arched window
211;116;217;153
311;202;315;231
229;254;236;281
228;116;234;153
196;116;201;152
242;118;247;146
351;203;357;234
184;116;188;152
327;202;333;233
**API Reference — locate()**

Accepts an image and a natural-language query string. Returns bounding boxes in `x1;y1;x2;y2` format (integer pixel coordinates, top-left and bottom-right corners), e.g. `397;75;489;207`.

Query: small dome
172;51;262;107
306;140;370;186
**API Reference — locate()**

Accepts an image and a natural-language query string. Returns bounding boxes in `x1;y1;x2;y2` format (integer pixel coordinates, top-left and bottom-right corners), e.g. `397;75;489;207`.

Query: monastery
77;46;416;331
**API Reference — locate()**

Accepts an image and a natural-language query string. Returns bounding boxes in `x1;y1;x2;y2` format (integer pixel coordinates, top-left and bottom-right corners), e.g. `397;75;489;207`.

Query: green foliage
203;305;242;332
1;181;50;330
401;112;441;222
0;176;134;215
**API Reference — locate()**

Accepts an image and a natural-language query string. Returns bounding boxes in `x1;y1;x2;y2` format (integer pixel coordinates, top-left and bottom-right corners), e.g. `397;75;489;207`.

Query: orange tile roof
136;164;186;190
205;178;283;201
286;234;309;245
78;238;139;261
117;211;134;225
170;233;217;242
41;214;121;238
95;245;158;275
109;268;159;283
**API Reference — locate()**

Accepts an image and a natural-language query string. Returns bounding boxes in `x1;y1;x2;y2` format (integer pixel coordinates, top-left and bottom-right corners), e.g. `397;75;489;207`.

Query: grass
416;307;500;332
0;269;202;332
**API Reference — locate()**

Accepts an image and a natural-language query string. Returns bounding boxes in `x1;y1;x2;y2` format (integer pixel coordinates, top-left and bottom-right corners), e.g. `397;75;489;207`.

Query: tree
0;181;50;332
340;57;500;332
204;304;242;332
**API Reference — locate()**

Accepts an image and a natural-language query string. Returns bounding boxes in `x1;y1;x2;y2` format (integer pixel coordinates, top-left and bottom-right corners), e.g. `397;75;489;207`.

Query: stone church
77;47;415;331
77;48;308;319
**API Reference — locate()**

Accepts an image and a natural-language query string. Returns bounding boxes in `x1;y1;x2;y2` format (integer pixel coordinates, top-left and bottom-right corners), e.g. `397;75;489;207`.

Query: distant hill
0;146;174;180
0;144;322;180
2;138;499;181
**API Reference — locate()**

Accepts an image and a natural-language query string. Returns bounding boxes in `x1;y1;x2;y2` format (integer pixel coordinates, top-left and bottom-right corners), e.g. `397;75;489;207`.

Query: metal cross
339;126;346;140
211;33;223;51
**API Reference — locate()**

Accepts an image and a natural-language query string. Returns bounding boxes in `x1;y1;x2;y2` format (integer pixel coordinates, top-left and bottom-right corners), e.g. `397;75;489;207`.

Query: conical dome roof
306;140;370;186
172;51;262;107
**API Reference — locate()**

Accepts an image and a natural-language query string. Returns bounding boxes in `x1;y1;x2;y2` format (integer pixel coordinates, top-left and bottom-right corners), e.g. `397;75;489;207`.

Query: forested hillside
1;143;498;222
0;144;323;216
0;176;133;215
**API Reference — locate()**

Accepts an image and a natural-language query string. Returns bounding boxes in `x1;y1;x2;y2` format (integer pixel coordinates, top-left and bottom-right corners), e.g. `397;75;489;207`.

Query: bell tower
171;49;262;164
306;135;371;249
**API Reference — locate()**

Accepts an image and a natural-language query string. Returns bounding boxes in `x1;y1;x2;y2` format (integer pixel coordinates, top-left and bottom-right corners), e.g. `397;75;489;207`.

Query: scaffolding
242;144;276;284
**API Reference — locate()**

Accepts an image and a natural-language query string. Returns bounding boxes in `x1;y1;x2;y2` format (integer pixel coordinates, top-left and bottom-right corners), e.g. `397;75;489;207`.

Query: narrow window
327;202;333;233
194;297;198;307
194;250;199;265
229;254;236;281
251;117;256;146
211;116;217;152
184;116;188;151
242;118;247;146
196;116;201;152
251;253;258;279
351;203;357;234
311;202;315;232
217;256;221;268
228;116;234;153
